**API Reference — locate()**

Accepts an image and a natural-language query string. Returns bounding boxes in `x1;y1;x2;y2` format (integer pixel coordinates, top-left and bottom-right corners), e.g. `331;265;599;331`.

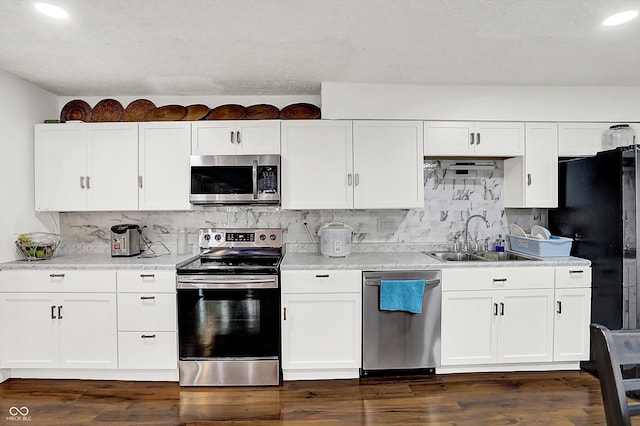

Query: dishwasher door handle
365;278;441;287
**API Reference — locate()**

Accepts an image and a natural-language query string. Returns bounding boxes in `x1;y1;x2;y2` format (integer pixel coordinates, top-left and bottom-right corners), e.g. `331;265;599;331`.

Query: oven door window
191;166;252;195
178;288;279;358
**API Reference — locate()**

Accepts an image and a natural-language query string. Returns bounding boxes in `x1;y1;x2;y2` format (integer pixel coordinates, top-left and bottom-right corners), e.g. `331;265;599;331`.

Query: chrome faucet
464;214;490;252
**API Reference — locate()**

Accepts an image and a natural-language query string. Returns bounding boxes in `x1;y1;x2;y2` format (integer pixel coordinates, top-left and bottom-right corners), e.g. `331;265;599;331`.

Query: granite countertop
0;252;198;270
281;251;591;271
0;249;591;272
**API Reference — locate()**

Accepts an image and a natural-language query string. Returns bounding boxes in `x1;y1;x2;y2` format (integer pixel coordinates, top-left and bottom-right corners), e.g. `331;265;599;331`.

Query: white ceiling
1;0;640;96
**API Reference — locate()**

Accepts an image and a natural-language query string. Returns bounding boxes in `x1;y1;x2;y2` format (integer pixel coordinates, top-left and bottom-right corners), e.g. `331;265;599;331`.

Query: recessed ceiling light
602;10;638;26
34;2;69;19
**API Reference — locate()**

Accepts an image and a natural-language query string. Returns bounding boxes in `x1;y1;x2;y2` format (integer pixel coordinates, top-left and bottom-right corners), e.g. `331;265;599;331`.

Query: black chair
591;323;640;425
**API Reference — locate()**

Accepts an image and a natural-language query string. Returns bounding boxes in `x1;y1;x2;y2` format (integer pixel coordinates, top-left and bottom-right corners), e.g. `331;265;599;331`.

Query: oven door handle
177;278;278;289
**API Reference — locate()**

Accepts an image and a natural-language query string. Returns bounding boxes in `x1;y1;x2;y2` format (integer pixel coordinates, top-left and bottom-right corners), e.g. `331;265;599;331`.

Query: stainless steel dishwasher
362;270;442;376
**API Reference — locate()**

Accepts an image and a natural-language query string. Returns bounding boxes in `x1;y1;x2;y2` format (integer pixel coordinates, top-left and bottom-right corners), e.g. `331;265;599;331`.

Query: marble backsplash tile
59;160;545;254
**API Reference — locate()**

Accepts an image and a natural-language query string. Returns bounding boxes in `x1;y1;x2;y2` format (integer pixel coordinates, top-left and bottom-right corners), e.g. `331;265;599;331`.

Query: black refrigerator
549;146;639;372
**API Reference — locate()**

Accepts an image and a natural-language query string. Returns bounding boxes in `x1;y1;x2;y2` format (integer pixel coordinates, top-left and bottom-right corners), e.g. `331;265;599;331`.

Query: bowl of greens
15;232;60;260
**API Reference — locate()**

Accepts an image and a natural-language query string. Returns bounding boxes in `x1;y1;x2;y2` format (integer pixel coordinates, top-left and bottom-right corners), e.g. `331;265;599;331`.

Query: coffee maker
110;224;142;257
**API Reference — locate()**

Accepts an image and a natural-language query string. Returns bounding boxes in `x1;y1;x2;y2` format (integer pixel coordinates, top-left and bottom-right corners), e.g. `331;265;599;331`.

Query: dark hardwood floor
0;370;627;425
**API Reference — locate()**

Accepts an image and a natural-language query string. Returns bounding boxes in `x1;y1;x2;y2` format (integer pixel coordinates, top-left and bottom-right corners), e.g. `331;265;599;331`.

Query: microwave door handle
252;159;258;200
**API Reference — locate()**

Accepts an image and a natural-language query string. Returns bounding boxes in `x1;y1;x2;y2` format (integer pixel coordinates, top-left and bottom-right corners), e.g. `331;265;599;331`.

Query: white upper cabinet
352;121;424;209
35;122;191;212
138;122;191;211
191;121;280;155
557;123;608;157
281;120;353;209
281;120;424;210
424;121;524;157
504;122;558;208
35;123;139;212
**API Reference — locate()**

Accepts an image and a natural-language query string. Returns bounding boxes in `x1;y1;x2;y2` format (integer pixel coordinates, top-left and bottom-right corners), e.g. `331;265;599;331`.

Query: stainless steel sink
479;252;539;261
423;250;539;262
423;251;487;262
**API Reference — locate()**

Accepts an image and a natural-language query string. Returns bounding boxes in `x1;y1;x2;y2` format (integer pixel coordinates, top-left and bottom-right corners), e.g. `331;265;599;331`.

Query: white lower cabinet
0;270;118;369
0;268;179;379
441;265;592;372
553;266;592;362
116;270;177;370
281;270;362;380
441;288;554;366
441;267;555;368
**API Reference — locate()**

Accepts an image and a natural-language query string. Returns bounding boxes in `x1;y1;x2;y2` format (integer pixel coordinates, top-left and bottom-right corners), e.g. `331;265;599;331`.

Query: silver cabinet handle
49;273;65;278
80;176;85;189
500;302;504;316
140;274;155;278
557;300;562;314
140;296;156;300
493;278;507;282
493;302;498;316
141;334;156;339
315;274;330;278
51;305;57;319
236;130;241;144
58;305;63;319
476;133;481;145
230;131;235;144
355;173;360;186
527;174;532;186
283;307;287;321
138;175;143;188
470;132;475;145
569;270;584;274
348;173;353;186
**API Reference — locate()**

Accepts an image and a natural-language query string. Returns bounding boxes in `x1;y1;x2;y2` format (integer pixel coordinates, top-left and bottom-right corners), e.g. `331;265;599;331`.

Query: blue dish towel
379;279;426;314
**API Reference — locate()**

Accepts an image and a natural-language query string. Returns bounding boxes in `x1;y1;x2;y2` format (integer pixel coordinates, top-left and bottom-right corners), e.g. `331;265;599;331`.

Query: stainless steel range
176;228;283;386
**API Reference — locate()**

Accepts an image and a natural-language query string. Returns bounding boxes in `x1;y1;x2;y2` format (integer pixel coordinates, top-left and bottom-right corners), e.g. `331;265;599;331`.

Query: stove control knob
214;234;222;241
270;234;277;241
204;234;211;241
259;234;266;241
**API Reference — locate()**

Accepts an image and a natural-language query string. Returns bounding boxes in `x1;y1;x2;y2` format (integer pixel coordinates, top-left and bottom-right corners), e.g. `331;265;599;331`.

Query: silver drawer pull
140;296;156;300
141;334;156;339
493;278;507;282
140;274;155;278
315;274;330;278
49;273;65;278
569;270;584;274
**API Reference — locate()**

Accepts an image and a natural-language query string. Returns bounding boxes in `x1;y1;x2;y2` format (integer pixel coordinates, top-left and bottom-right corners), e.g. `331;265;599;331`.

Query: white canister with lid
317;222;353;257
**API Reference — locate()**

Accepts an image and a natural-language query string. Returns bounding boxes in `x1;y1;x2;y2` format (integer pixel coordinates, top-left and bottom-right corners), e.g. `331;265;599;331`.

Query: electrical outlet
377;217;396;233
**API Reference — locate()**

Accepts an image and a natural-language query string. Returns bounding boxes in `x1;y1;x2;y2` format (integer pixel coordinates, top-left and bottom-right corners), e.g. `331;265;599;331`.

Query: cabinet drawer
117;293;177;331
442;267;554;291
117;270;176;293
555;266;591;288
0;269;116;292
281;270;362;293
118;331;177;369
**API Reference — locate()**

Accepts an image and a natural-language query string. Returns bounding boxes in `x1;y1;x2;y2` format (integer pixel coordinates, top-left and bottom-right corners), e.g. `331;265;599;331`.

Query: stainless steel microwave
190;154;280;205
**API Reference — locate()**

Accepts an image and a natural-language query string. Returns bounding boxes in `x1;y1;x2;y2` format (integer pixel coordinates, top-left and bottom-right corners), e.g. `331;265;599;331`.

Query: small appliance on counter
110;224;142;257
317;222;353;257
